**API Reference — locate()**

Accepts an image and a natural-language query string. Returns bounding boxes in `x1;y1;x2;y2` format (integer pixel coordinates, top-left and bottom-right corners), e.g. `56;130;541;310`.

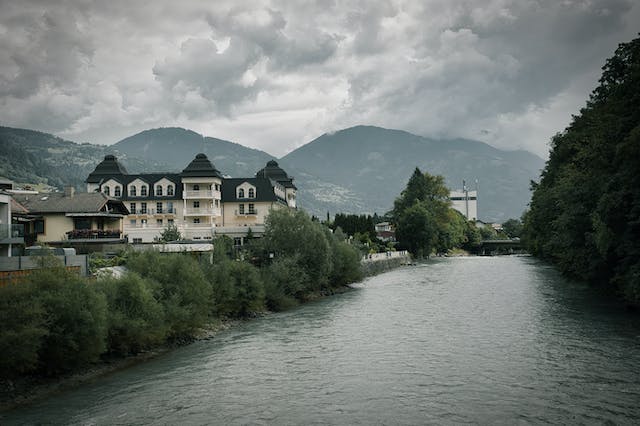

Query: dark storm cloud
0;0;638;156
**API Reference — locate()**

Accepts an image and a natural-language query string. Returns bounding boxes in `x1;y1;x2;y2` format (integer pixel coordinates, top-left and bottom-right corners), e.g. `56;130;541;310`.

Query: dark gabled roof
86;155;129;183
13;192;129;215
181;153;222;178
221;177;286;203
255;160;296;189
117;174;182;201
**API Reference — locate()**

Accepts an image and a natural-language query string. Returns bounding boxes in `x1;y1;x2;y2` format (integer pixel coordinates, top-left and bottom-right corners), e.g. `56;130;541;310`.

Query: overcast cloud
0;0;638;158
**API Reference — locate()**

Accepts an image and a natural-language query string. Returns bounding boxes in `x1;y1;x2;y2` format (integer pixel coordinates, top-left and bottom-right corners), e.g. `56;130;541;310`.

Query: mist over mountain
1;125;543;221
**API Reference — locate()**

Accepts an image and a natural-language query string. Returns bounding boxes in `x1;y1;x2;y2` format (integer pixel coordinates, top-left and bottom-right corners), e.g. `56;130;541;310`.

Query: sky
0;1;638;159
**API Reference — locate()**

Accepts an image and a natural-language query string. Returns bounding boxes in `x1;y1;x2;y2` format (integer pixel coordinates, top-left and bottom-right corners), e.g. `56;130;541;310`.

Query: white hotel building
86;154;296;244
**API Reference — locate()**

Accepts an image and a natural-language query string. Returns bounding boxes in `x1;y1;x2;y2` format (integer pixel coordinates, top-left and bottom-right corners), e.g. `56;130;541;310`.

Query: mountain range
0;125;544;221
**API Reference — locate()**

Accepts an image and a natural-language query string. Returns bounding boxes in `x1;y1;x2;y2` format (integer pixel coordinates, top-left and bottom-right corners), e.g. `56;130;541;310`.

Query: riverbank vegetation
523;36;640;305
392;168;480;257
0;209;362;381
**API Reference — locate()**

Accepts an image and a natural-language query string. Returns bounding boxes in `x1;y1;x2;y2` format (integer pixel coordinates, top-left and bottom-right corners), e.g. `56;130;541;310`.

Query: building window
74;218;91;230
114;186;121;197
238;188;245;198
239;203;245;214
193;201;200;209
248;203;255;214
233;237;242;247
141;186;148;196
103;186;110;196
248;188;255;198
215;199;219;207
130;219;136;225
133;238;142;244
141;219;147;225
168;219;174;225
130;203;136;214
194;218;200;224
156;202;163;214
34;220;45;234
167;201;174;213
214;184;220;191
167;185;174;196
141;202;147;214
193;184;200;191
156;185;162;196
129;186;136;197
157;219;163;226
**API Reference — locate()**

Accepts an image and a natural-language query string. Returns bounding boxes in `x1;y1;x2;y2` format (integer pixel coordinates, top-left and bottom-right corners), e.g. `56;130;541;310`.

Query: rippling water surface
3;256;640;424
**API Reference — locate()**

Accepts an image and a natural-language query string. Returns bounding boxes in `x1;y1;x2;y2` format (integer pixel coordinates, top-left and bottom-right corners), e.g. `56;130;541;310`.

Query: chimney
64;186;75;198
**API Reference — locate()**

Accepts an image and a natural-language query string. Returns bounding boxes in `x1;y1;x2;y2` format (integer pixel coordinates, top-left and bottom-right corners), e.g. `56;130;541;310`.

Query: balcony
0;223;25;244
184;190;220;199
235;209;258;216
66;229;122;240
184;207;220;216
130;208;177;216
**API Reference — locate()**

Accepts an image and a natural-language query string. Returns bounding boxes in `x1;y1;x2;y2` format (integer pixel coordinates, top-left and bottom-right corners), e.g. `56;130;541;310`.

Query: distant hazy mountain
281;126;544;221
0;125;543;221
112;127;275;178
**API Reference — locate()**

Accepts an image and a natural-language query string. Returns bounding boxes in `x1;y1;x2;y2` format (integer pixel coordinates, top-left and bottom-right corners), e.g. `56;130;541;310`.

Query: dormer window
114;186;121;197
141;186;147;196
248;188;255;198
238;188;245;198
156;185;163;196
130;186;137;197
103;186;110;196
167;185;174;196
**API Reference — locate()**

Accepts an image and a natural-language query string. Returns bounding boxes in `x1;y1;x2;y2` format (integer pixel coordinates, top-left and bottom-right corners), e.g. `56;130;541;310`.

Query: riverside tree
523;35;640;304
392;168;474;257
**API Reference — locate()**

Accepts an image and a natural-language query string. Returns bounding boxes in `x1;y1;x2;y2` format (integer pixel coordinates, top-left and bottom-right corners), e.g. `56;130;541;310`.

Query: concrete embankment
361;251;411;276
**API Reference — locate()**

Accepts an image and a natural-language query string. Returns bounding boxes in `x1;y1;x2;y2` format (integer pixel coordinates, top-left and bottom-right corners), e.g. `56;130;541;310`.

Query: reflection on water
3;256;640;425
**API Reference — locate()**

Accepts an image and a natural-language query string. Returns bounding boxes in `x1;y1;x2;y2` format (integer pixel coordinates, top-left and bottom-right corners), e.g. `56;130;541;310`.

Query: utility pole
463;179;469;219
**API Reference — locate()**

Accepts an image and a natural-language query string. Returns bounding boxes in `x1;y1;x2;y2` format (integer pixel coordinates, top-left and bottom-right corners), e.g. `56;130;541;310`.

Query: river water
3;256;640;425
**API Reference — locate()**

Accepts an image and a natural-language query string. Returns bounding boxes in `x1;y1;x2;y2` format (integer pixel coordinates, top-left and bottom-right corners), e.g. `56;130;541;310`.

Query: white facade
450;189;478;221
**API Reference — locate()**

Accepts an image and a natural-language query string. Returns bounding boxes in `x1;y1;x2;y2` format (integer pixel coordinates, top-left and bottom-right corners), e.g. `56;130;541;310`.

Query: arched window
193;184;200;191
167;185;174;196
114;186;121;197
238;188;245;198
103;186;110;195
141;186;147;196
156;185;162;196
248;188;255;198
129;186;136;197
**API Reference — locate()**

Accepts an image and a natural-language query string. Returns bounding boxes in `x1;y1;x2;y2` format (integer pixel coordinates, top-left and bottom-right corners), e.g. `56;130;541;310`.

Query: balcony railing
66;229;122;240
184;207;220;216
130;208;177;215
235;209;258;216
184;190;219;199
0;223;25;239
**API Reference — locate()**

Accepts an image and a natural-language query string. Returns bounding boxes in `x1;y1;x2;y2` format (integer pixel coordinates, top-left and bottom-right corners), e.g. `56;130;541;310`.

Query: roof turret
181;153;222;178
255;160;296;189
86;155;129;183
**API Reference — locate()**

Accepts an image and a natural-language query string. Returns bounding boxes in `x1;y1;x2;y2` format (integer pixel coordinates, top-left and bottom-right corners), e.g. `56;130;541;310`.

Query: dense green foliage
392;168;478;257
331;214;376;239
0;209;363;379
523;36;640;304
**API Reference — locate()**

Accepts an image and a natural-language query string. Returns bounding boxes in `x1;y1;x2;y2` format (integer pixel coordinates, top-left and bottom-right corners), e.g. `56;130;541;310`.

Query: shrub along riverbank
0;209;363;387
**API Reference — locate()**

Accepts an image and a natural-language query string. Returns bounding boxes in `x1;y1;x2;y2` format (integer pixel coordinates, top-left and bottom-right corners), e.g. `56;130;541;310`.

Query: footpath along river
3;256;640;424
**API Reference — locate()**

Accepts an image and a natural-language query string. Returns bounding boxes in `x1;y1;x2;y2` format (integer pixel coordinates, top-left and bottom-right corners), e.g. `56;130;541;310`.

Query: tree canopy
523;35;640;304
392;167;476;256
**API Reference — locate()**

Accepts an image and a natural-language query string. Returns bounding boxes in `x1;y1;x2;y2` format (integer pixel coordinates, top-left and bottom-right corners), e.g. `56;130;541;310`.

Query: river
3;256;640;425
